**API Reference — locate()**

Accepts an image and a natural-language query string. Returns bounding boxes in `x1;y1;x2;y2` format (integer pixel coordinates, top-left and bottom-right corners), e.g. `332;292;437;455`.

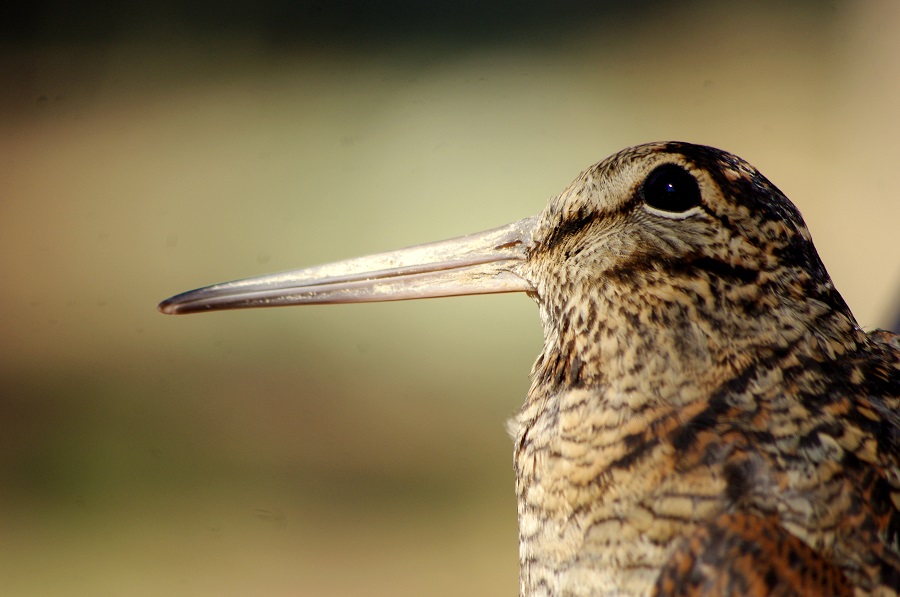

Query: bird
159;142;900;596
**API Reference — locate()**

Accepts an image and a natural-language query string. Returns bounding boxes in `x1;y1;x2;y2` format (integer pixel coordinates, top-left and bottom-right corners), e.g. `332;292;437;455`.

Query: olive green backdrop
2;1;899;595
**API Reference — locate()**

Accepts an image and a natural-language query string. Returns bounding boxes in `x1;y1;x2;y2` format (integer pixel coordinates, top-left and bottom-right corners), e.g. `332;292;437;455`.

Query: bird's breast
513;387;729;596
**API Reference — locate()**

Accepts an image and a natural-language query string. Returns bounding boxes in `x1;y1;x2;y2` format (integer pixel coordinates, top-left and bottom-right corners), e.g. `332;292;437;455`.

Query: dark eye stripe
543;211;599;252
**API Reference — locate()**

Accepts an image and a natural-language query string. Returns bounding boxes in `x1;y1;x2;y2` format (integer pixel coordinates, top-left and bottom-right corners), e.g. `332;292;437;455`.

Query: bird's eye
641;164;702;213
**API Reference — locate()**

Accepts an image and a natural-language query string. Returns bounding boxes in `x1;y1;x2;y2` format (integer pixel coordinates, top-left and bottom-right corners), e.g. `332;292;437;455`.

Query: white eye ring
642;204;703;220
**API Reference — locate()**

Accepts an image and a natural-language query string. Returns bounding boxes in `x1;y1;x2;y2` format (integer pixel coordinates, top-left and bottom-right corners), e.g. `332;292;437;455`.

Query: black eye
641;164;702;213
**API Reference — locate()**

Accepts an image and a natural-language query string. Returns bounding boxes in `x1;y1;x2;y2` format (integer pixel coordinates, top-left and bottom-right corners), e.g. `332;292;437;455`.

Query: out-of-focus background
2;1;899;595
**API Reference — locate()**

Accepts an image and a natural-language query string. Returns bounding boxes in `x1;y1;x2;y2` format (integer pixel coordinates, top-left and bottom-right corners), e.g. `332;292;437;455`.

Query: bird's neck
512;275;865;596
527;268;862;412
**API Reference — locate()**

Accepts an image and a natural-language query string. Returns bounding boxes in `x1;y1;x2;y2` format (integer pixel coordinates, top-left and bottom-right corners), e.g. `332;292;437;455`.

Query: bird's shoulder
869;328;900;359
702;329;900;594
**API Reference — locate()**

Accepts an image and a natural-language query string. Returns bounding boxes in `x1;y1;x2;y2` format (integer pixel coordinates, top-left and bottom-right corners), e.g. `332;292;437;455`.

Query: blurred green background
2;1;899;595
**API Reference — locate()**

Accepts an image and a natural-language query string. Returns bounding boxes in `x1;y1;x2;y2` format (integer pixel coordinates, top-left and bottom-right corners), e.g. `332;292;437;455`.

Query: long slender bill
158;216;538;315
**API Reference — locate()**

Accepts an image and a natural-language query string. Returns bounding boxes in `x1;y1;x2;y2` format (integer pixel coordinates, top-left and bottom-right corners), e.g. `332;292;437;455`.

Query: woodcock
160;142;900;596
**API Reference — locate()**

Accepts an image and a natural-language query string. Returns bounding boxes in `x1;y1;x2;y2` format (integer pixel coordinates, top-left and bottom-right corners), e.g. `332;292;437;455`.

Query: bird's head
159;142;856;396
512;142;855;394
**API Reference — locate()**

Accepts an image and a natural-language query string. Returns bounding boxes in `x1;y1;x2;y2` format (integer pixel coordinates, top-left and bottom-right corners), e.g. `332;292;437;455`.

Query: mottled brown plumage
508;143;900;596
160;142;900;596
